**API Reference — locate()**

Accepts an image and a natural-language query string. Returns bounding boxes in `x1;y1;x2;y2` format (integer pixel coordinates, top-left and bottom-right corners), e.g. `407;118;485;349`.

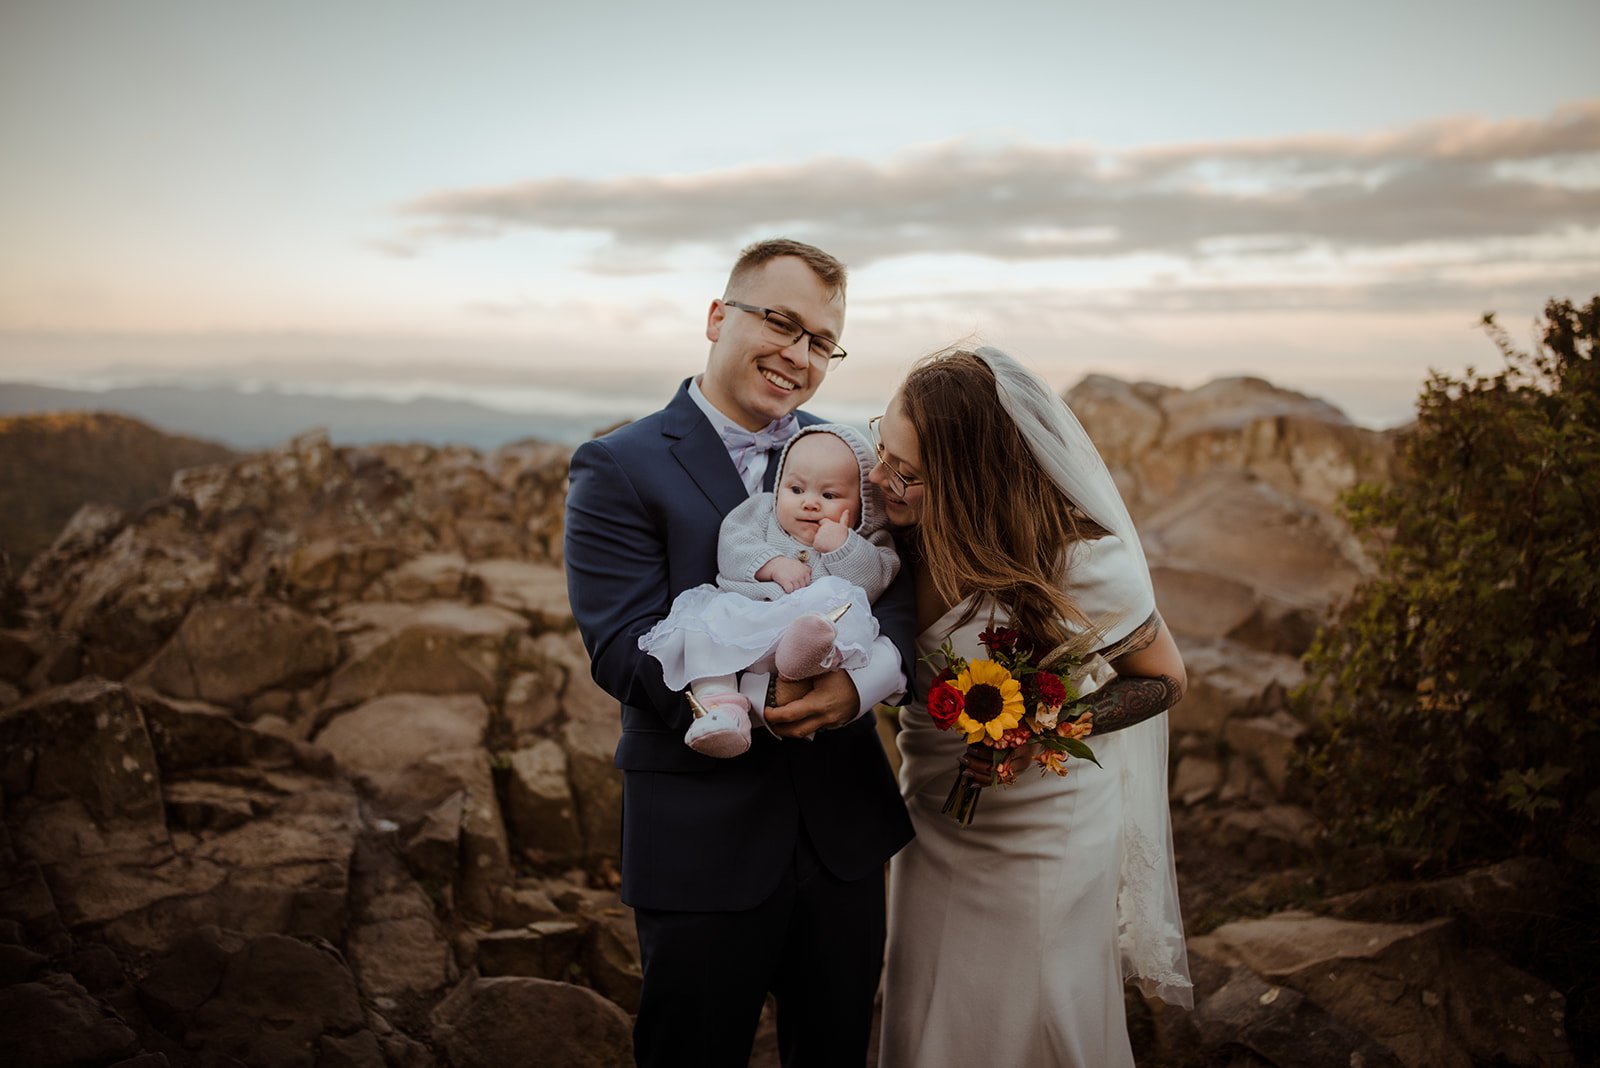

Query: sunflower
951;659;1025;744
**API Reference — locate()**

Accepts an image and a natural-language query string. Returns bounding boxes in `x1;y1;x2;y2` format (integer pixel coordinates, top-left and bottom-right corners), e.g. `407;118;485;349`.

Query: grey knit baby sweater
715;492;900;602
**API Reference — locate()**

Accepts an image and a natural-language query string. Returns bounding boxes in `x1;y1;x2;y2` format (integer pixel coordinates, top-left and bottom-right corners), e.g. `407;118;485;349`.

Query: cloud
390;101;1600;268
883;270;1600;320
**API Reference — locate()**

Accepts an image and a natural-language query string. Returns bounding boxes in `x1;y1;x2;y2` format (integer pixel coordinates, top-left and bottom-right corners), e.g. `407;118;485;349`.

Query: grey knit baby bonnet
772;423;887;537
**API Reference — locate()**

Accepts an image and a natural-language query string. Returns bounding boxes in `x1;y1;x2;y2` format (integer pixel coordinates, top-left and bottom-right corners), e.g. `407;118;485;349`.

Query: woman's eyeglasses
869;416;923;497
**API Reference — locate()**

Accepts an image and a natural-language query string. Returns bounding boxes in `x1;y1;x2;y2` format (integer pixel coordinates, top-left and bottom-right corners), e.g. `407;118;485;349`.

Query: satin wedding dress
879;534;1158;1068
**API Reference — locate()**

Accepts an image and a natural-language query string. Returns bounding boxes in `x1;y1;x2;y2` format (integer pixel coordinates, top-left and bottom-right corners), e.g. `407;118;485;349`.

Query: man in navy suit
564;238;915;1067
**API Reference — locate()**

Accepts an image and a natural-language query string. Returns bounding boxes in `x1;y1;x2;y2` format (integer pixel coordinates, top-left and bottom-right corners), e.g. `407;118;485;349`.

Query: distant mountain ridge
0;381;616;450
0;411;235;565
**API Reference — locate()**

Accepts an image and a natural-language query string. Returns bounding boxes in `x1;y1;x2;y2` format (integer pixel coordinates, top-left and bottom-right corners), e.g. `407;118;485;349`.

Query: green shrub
1294;297;1600;881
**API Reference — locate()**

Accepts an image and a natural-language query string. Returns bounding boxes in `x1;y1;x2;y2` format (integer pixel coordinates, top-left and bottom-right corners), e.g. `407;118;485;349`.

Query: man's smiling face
700;256;845;431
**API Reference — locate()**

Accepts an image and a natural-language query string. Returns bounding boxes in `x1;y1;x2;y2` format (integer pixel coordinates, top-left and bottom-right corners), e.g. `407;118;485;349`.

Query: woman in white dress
872;347;1193;1067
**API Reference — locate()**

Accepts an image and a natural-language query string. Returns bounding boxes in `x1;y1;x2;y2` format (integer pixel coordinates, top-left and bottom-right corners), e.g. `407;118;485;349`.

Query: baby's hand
813;509;851;553
756;556;813;593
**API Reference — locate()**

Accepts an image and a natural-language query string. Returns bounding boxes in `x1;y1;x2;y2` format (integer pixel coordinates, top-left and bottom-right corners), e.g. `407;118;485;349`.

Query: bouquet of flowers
923;625;1099;826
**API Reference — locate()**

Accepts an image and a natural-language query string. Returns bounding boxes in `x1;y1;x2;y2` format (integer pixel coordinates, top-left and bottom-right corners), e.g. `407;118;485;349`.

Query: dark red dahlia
978;627;1022;654
1028;671;1068;708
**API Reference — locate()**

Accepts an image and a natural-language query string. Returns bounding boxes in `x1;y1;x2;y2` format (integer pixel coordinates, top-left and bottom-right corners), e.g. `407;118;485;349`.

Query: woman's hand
958;741;1042;785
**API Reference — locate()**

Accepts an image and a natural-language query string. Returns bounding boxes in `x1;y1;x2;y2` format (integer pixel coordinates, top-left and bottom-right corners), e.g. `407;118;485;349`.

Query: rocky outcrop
1070;374;1396;516
139;926;379;1067
3;384;1578;1066
430;973;632;1068
1060;376;1404;891
1069;373;1396;661
0;430;641;1064
1184;911;1573;1067
130;598;339;707
18;429;574;661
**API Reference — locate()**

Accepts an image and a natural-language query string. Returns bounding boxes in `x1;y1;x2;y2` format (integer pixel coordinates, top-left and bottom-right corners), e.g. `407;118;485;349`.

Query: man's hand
812;509;851;553
764;668;860;739
755;556;813;593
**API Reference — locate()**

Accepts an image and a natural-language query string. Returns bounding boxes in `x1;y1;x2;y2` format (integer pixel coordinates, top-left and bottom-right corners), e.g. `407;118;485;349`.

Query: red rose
1028;671;1067;708
926;682;964;729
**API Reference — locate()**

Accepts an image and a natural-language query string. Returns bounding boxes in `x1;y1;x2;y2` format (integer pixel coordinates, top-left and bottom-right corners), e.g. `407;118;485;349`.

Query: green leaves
1294;297;1600;880
1060;735;1101;767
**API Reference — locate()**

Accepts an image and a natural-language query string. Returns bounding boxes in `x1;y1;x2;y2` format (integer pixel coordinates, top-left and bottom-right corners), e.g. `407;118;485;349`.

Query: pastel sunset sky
2;0;1596;428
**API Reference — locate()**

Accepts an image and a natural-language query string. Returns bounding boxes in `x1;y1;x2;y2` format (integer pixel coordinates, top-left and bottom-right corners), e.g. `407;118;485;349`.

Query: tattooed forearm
1099;610;1161;661
1079;674;1183;735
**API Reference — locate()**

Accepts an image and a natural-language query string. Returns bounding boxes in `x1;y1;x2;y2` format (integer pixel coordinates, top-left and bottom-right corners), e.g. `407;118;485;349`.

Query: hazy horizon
3;1;1596;430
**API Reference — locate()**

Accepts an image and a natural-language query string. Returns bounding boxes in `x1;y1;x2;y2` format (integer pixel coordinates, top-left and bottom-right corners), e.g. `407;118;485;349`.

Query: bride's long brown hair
901;348;1104;647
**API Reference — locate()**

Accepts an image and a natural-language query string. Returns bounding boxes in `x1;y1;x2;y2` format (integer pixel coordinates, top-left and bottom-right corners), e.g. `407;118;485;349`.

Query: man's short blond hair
726;238;847;301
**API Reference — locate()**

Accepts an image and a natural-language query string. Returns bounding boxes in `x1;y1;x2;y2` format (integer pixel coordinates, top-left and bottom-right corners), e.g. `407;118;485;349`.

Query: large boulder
429;748;512;921
1170;639;1303;737
139;925;380;1067
138;690;325;776
475;920;589;980
1148;565;1260;644
0;681;177;931
1154;470;1357;580
345;838;456;1001
560;717;622;862
315;692;491;790
1191;966;1404;1067
471;559;572;631
430;974;632;1068
131;598;339;706
365;552;474;603
32;510;223;679
323;602;526;709
16;501;127;614
0;680;167;845
586;909;643;1015
504;628;617;744
1190;910;1573;1066
281;538;410;605
0;973;139;1067
1067;374;1393;669
314;693;508;920
96;772;361;953
504;740;585;864
2;680;363;951
1071;374;1395;516
1223;711;1305;796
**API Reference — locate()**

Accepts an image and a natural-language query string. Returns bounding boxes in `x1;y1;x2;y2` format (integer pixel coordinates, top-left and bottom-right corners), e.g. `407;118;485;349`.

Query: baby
639;424;900;757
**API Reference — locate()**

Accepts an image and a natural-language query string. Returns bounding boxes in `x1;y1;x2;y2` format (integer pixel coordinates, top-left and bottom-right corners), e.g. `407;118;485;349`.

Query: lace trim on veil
1116;737;1193;1006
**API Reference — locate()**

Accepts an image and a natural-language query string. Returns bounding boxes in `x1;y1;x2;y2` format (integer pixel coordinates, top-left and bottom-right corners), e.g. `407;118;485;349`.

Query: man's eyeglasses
869;415;923;497
723;300;847;363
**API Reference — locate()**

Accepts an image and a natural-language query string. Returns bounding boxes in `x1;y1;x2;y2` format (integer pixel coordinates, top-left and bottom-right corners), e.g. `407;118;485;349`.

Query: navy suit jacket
564;380;915;912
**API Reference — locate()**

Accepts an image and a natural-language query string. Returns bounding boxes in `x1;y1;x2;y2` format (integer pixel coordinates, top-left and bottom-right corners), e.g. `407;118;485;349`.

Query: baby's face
774;433;862;547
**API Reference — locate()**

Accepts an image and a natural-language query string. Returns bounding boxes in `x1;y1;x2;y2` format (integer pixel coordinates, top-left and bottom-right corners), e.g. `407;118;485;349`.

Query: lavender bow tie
720;414;800;479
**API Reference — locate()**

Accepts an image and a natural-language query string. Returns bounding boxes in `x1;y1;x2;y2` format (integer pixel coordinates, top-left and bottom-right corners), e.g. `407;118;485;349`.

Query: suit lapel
664;383;748;518
661;381;827;516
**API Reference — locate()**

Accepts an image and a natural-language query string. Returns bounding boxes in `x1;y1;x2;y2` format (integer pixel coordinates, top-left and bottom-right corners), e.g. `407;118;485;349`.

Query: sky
1;0;1597;429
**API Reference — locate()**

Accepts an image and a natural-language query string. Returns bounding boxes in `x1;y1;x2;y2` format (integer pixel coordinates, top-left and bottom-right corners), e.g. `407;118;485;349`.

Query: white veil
975;346;1194;1009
